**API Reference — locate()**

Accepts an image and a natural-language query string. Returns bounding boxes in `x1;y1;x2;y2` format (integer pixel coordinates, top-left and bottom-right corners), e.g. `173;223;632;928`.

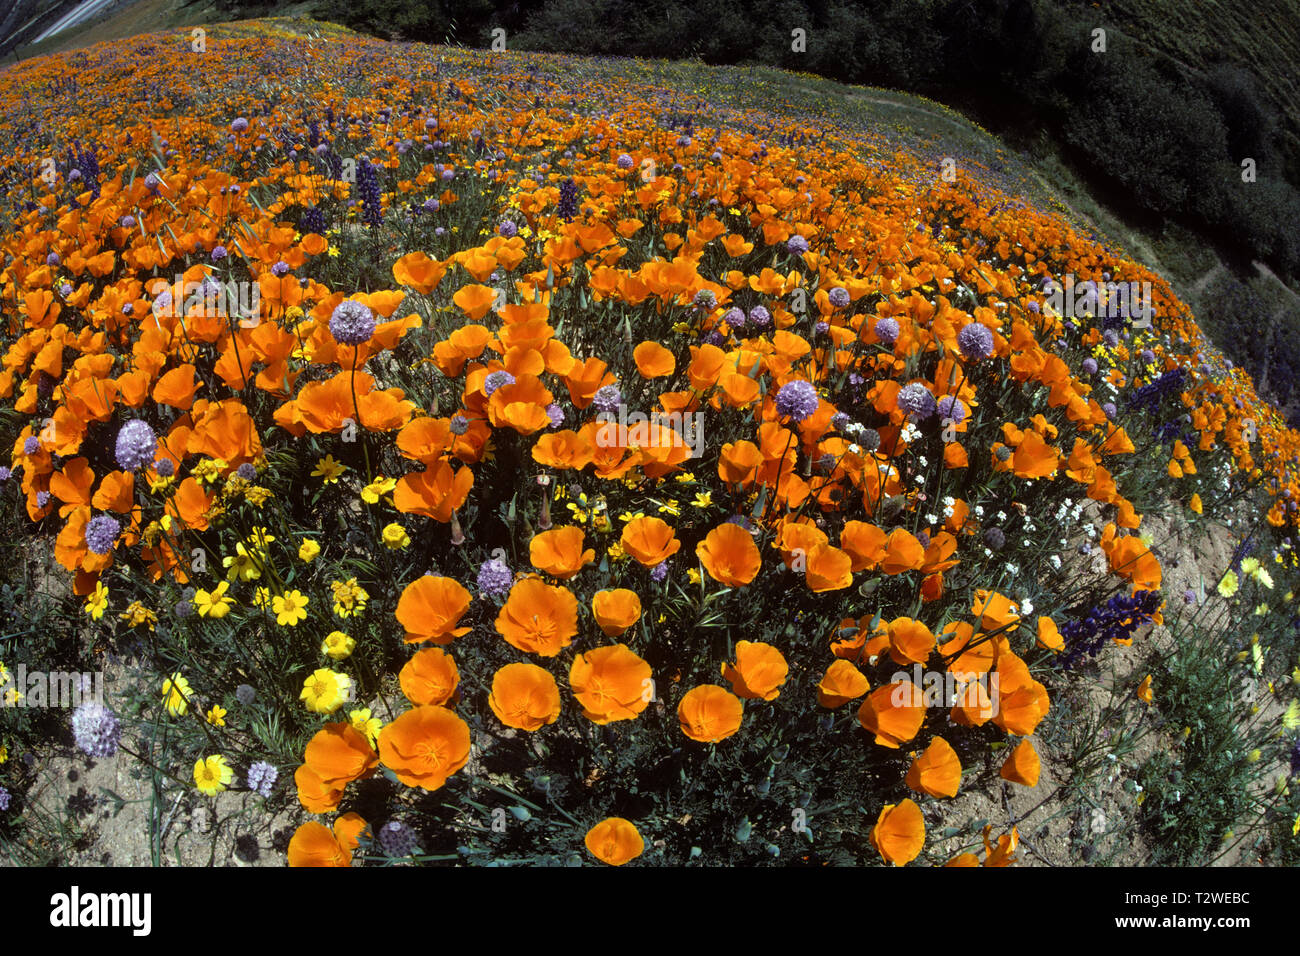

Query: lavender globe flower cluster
71;702;121;758
114;420;157;471
84;514;121;555
957;321;995;360
477;558;514;599
246;761;278;798
775;379;819;423
896;382;937;420
328;299;376;346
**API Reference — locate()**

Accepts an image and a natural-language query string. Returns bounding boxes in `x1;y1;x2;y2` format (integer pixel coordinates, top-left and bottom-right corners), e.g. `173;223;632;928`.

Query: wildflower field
1;17;1299;868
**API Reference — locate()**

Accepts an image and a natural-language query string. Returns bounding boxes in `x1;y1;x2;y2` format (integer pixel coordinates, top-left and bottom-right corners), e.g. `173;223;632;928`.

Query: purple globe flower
775;379;819;422
896;383;937;419
46;251;61;266
71;702;121;758
692;288;717;310
120;215;135;229
235;684;257;706
115;420;157;471
378;819;420;856
1082;358;1099;375
814;321;829;335
236;462;257;481
498;220;518;238
271;260;291;277
449;414;470;436
1103;329;1120;349
246;761;278;798
328;299;376;346
0;467;10;482
787;235;809;256
231;117;249;133
211;245;228;261
84;515;121;555
616;153;634;169
936;395;968;424
155;457;175;478
483;370;516;397
477;558;514;599
1140;349;1155;364
828;287;850;309
1102;402;1117;420
957;322;994;360
22;436;39;456
546;404;565;428
748;306;772;330
592;385;622;414
873;317;900;345
723;307;745;329
650;561;668;583
0;787;9;812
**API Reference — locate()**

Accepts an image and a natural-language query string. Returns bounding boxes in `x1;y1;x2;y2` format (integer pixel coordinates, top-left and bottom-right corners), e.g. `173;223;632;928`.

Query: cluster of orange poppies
0;20;1288;866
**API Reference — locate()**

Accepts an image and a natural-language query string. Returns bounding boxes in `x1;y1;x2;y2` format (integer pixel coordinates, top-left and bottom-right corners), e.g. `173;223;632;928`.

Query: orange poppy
840;521;887;571
529;526;595;579
870;799;925;866
584;817;644;866
287;814;369;867
857;680;926;748
1036;616;1063;652
720;641;788;701
592;588;642;637
392;250;447;293
991;654;1050;736
816;659;870;707
395;576;472;644
904;736;962;798
399;647;460;706
1000;739;1041;787
633;340;676;378
294;764;344;814
696;522;761;586
886;616;936;666
377;705;472;790
620;516;682;567
569;644;652;724
393;460;474;522
303;722;378;789
495;576;579;657
488;662;562;731
879;527;925;575
804;543;853;592
677;685;744;742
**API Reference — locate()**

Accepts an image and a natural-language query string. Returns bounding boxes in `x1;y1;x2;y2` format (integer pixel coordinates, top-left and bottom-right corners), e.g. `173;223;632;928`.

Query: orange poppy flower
532;430;594;470
886;617;937;666
152;364;201;410
879;527;925;575
287;814;369;867
393;460;474;522
949;677;996;727
488;662;562;731
395;576;472;644
971;589;1020;633
377;705;472;790
399;647;460;706
717;440;763;486
857;680;927;748
1000;738;1041;787
816;659;870;707
871;799;925;866
452;283;497;320
392;250;447;293
495;576;579;657
905;736;962;798
529;526;595;579
569;644;652;724
592;588;642;637
696;522;761;586
584;817;645;866
840;521;887;571
677;685;744;742
1036;616;1063;652
804;542;853;592
720;641;788;701
620;516;681;567
294;764;344;814
303;722;378;789
991;654;1050;736
633;340;676;378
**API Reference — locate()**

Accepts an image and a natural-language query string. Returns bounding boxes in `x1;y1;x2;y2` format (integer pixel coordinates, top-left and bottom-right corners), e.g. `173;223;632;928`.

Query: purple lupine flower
328;300;376;345
592;385;622;414
787;235;809;256
36;491;51;508
71;702;121;758
378;819;420;856
873;317;900;345
896;383;937;419
115;420;157;471
828;287;850;309
957;322;994;360
0;467;10;482
84;515;121;555
1082;358;1099;375
483;370;516;397
936;395;968;424
0;787;10;811
775;380;819;422
246;761;278;798
477;558;514;599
